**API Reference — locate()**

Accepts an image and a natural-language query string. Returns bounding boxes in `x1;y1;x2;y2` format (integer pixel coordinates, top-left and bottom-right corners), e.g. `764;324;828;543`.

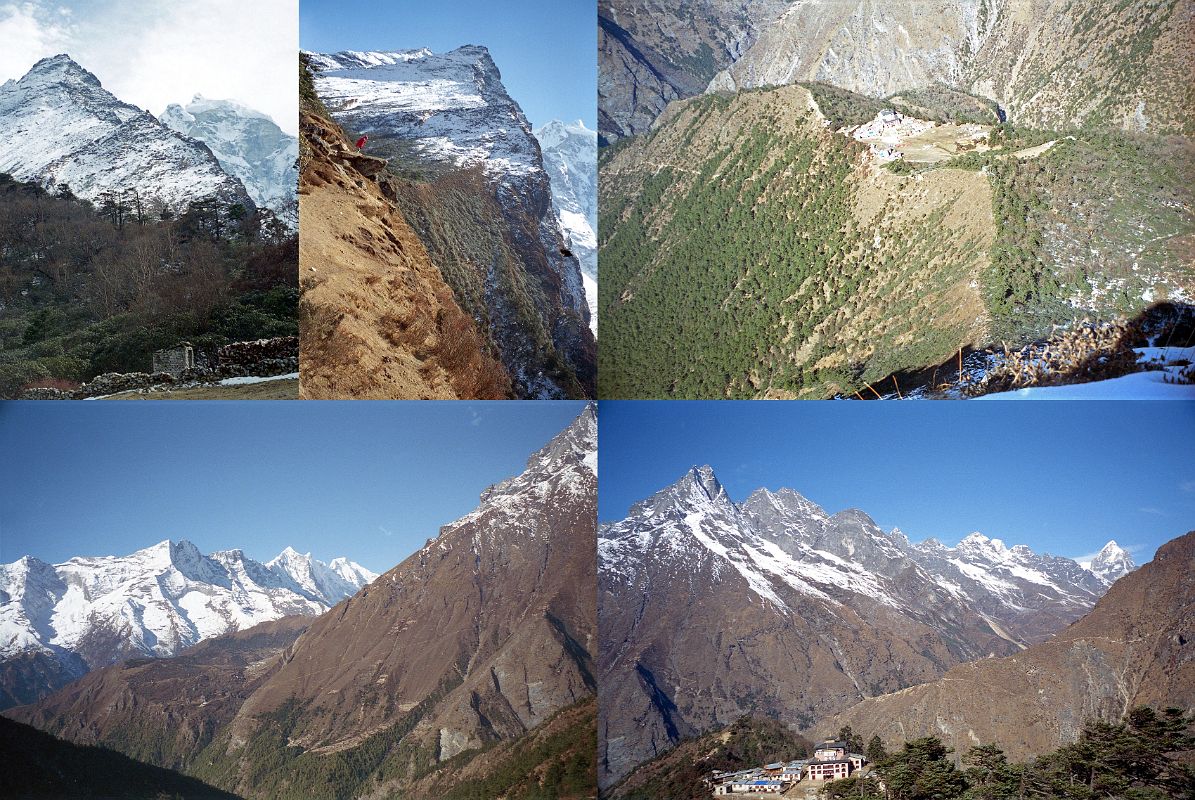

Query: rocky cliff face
161;95;298;224
8;408;597;799
306;47;596;398
0;541;374;709
0;55;252;212
298;101;511;399
824;530;1194;759
597;0;789;141
536;119;598;334
598;465;1127;786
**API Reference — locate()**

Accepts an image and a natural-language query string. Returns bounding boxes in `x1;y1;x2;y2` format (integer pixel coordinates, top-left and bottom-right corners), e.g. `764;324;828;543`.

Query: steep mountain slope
0;715;241;800
536;119;599;333
0;541;373;709
598;466;1126;786
307;47;596;399
161;95;298;223
597;0;789;141
184;406;596;798
298;59;511;399
825;530;1195;760
600;84;995;399
0;55;252;212
14;408;599;798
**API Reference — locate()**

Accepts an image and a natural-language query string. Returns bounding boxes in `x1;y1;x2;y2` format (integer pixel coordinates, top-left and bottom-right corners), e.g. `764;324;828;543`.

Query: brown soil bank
298;107;510;399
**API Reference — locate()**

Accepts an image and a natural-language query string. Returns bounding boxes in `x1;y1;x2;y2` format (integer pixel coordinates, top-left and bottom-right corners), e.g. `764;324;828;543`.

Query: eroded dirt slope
298;110;510;399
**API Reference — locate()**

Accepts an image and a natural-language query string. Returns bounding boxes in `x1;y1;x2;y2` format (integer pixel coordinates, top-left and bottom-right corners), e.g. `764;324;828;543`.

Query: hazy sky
0;401;586;574
301;0;596;130
598;401;1195;566
0;0;299;135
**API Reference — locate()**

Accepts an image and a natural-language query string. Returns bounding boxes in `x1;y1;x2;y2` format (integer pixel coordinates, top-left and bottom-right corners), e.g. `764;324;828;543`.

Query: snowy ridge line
430;406;596;550
600;466;1135;615
308;45;541;181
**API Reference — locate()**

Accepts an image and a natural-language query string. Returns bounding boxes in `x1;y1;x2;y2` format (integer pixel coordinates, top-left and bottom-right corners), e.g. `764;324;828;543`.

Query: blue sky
599;401;1195;565
300;0;596;130
0;401;585;574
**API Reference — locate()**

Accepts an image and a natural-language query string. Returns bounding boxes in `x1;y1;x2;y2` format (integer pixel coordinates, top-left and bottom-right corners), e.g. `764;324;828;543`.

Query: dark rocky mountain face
825;530;1195;760
7;408;597;799
597;0;789;142
598;466;1126;786
0;54;253;212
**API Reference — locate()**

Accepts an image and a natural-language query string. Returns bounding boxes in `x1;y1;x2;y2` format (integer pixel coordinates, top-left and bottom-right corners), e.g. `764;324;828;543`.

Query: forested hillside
0;175;296;397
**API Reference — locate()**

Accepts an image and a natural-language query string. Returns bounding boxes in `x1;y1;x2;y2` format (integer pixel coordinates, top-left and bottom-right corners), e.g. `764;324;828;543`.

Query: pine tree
865;735;887;765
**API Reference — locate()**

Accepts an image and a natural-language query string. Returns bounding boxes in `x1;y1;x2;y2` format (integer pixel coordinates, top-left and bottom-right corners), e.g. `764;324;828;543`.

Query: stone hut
152;343;194;377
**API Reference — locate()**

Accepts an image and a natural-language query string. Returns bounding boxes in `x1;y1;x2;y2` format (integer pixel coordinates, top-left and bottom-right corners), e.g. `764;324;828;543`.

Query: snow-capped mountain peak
0;55;252;212
266;546;377;606
159;93;297;223
1087;540;1136;585
602;469;1125;633
21;54;101;88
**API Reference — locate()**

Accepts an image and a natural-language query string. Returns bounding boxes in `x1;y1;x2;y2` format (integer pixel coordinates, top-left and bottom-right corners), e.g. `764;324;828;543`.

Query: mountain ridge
598;464;1133;786
307;45;596;398
7;407;598;799
823;529;1194;759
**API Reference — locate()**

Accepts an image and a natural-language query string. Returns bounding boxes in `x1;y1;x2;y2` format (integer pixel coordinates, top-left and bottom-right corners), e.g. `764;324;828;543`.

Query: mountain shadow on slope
0;715;242;799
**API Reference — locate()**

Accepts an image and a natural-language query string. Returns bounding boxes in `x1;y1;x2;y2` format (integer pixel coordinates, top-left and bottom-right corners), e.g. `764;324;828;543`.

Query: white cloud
1181;479;1195;494
1;0;297;135
0;3;74;81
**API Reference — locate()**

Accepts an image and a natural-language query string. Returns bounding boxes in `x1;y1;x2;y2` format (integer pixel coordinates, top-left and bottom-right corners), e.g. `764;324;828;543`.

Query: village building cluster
707;740;868;795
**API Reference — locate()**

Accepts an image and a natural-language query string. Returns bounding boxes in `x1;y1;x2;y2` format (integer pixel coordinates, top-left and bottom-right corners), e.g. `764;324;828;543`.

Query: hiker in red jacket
355;135;368;151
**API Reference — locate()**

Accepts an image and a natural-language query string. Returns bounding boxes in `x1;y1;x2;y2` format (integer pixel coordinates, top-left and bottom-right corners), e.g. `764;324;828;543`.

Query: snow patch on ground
219;372;300;386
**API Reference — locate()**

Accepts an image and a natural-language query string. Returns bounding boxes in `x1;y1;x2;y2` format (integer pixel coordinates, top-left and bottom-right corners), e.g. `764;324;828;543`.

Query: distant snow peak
535;117;597;332
1088;540;1136;585
0;539;374;670
159;94;298;223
